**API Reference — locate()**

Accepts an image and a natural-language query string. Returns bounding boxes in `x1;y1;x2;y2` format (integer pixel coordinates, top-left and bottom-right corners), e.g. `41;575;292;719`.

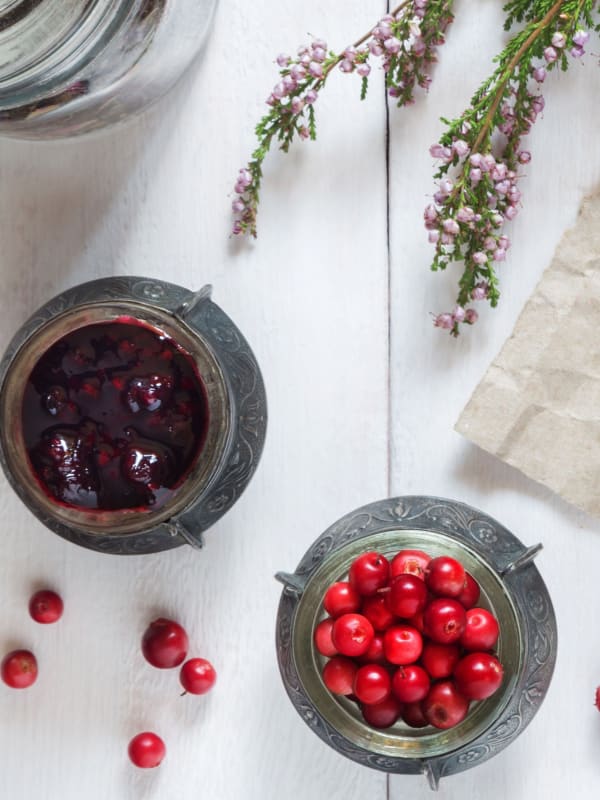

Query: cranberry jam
22;319;209;511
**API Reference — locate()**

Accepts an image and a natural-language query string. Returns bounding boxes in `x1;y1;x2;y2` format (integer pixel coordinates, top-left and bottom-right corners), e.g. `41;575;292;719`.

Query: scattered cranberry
457;572;480;609
361;694;403;728
128;732;166;768
314;618;338;657
425;556;466;597
391;664;430;703
323;581;361;618
383;625;423;665
422;680;470;729
461;608;500;651
348;552;390;596
353;664;391;705
331;613;374;658
454;652;504;700
322;656;358;695
29;589;63;624
180;658;217;695
385;573;428;618
390;549;431;579
141;618;189;669
1;650;38;689
423;598;466;644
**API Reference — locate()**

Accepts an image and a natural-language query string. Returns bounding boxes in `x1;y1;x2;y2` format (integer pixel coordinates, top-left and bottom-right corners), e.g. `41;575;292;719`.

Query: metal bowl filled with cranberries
0;277;266;555
275;496;556;789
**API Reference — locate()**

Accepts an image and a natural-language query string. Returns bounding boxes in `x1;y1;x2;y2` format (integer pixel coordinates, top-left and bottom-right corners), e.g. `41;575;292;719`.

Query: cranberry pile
22;319;209;511
314;549;504;730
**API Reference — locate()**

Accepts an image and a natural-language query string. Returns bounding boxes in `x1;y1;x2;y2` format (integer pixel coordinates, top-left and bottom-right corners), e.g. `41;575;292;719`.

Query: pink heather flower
456;206;475;223
484;236;496;251
291;96;304;114
482;153;496;172
551;32;566;49
471;283;489;301
505;205;518;221
238;168;252;187
470;153;483;168
384;37;402;54
234;181;246;194
470;167;482;185
518;150;532;164
495;180;510;196
379;21;393;38
494;248;507;262
452;305;466;323
388;86;401;98
440;232;454;245
428;230;440;243
304;89;318;105
232;198;245;213
443;218;460;235
544;46;558;63
532;66;547;83
472;251;487;265
277;54;291;67
434;313;454;330
573;30;590;47
531;95;545;114
344;46;357;62
424;204;438;224
409;20;422;38
308;62;324;78
312;38;327;51
491;213;503;227
430;143;450;159
491;163;507;181
464;308;479;324
232;221;243;235
413;38;426;57
570;46;585;58
298;125;310;139
297;45;309;57
452;139;470;158
339;59;354;73
312;46;327;63
282;75;296;93
290;64;307;81
369;40;384;56
357;63;371;77
438;177;454;195
508;188;522;204
299;53;311;66
498;235;510;250
272;81;287;99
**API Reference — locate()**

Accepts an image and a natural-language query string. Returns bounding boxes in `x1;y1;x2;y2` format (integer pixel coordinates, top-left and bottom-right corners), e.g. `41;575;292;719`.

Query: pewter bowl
0;276;267;555
275;496;556;789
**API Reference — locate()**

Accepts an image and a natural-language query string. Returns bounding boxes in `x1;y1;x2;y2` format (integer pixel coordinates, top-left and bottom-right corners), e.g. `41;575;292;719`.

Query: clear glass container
0;0;218;138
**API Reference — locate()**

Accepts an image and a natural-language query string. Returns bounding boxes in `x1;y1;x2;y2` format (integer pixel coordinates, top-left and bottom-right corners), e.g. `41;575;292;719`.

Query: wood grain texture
388;2;600;797
0;2;388;799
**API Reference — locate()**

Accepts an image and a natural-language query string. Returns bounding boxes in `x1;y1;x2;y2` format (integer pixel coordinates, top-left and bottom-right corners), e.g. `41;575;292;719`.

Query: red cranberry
179;658;217;695
1;650;38;689
390;549;431;580
460;608;500;651
420;641;461;679
385;573;428;618
322;656;358;695
125;374;173;413
141;618;189;669
457;572;480;608
595;686;600;711
29;589;63;624
423;598;466;644
361;695;402;728
422;680;470;729
323;581;361;618
361;594;396;631
425;556;466;597
391;665;430;703
356;634;386;665
348;552;390;596
128;732;166;768
314;618;338;657
454;652;504;700
383;625;423;665
331;613;374;657
353;664;392;705
402;701;429;728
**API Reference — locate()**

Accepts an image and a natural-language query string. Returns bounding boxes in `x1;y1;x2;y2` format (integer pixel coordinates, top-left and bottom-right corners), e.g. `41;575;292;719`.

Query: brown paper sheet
456;190;600;517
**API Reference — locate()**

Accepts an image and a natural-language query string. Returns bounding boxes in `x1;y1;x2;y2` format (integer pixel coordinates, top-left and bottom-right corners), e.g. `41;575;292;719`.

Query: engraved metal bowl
275;496;556;789
0;276;267;554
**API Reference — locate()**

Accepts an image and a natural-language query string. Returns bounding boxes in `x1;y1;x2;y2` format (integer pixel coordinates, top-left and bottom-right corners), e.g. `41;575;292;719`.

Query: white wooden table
1;2;600;798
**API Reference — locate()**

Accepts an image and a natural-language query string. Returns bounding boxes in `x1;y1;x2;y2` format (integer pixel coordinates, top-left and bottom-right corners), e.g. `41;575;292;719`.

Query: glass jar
0;0;218;139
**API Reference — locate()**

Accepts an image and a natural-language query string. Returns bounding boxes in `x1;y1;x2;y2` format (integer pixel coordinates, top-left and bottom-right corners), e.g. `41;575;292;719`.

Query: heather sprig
428;0;600;335
232;0;455;238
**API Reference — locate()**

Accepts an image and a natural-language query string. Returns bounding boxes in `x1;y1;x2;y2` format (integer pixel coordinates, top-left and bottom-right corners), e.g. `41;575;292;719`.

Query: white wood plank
389;2;600;797
0;1;390;799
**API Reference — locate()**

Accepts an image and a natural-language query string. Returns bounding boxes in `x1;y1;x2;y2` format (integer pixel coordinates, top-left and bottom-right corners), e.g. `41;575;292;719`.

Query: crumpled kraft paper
456;190;600;518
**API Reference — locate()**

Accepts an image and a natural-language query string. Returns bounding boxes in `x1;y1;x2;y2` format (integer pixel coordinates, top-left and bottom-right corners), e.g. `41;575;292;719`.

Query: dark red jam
22;319;209;511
